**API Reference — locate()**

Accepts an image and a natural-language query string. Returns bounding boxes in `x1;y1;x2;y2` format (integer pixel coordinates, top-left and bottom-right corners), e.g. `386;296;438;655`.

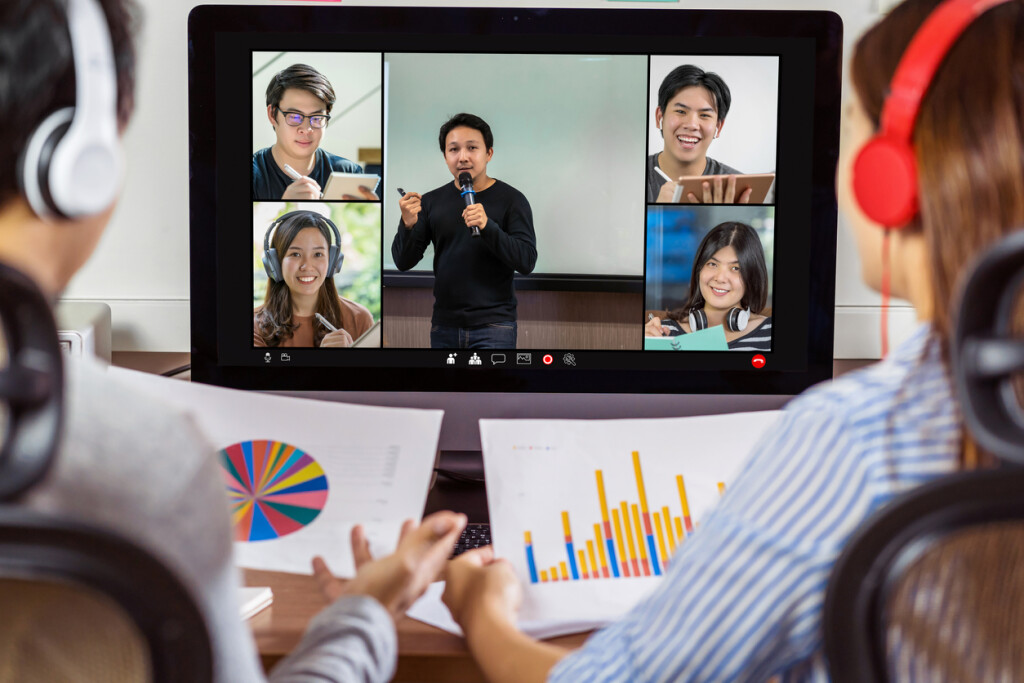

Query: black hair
671;221;768;318
657;64;731;122
0;0;138;204
438;113;493;153
265;63;336;116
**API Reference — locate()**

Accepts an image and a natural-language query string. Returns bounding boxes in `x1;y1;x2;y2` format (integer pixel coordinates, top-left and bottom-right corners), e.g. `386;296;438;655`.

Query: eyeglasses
277;109;330;129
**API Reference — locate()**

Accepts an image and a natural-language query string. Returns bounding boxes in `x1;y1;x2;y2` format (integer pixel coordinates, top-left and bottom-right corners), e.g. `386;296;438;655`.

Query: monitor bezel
188;5;842;396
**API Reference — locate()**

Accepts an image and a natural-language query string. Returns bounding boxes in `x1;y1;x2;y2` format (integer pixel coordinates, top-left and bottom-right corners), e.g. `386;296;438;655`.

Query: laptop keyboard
451;522;491;557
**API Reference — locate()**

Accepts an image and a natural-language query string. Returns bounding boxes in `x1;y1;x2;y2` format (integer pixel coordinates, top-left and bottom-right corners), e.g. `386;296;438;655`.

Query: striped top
661;316;773;351
549;323;960;683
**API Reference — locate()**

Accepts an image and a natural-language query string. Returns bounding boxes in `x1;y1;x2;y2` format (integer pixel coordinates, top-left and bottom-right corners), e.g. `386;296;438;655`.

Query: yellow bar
561;510;572;538
632;451;651;515
620;502;637;560
663;505;677;554
551;566;559;581
631;504;648;562
677;475;692;519
654;512;669;566
560;561;569;581
540;569;548;582
612;508;629;565
578;550;588;578
595;470;611;523
593;524;609;573
525;530;532;545
718;481;726;496
587;538;600;577
674;517;684;541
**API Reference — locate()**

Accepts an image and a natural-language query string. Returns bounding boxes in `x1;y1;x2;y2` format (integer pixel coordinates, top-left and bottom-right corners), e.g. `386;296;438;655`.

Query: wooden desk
245;569;589;683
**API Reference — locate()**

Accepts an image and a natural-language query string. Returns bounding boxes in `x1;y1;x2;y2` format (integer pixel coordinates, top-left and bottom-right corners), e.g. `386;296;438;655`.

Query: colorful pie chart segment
219;439;329;542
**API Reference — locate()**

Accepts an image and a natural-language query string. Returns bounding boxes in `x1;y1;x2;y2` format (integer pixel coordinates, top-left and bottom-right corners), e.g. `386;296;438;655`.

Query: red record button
751;354;766;369
542;354;554;365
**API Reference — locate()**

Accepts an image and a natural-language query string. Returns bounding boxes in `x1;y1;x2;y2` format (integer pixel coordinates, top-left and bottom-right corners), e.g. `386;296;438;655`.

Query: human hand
656;180;680;203
312;511;467;621
399;192;422;228
282;176;323;200
645;316;669;337
686;175;753;204
342;186;379;201
442;546;522;633
320;328;354;347
463;203;489;231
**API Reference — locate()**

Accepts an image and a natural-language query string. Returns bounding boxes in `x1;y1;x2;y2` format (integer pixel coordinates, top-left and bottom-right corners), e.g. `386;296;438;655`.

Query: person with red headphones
441;1;1024;680
0;1;464;681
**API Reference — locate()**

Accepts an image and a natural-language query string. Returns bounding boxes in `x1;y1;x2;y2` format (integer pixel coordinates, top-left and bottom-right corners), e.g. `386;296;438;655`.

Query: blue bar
525;544;539;584
566;542;580;580
646;535;662;576
606;539;621;578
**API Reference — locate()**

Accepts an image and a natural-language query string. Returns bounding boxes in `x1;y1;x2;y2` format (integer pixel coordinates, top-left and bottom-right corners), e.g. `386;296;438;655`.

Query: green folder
644;325;729;351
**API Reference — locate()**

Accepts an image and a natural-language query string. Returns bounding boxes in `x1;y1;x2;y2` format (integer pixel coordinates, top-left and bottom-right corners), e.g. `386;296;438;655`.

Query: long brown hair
851;0;1024;466
254;211;343;347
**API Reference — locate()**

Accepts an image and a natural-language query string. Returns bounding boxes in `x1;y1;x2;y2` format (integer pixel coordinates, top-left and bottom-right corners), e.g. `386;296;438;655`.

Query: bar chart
523;451;722;583
481;411;780;624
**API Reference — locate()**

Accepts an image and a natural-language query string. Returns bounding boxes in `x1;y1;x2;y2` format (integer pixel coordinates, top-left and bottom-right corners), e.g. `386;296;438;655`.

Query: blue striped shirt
549;323;960;683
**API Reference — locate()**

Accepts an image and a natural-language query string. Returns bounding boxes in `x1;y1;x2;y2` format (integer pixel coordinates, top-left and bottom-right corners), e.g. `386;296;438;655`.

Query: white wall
61;0;905;357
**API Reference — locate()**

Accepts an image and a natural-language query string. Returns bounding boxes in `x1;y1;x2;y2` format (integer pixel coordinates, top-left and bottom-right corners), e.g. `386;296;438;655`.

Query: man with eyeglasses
253;63;375;201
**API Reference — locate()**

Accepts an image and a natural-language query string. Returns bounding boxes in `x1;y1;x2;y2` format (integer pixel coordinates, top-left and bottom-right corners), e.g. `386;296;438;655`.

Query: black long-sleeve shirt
391;179;537;327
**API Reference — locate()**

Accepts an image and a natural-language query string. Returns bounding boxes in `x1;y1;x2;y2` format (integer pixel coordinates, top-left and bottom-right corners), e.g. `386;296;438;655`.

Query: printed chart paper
481;412;780;624
110;366;442;576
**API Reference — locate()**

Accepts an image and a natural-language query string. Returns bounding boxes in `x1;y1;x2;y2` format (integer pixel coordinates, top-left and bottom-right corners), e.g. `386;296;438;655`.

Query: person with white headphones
0;1;465;681
442;0;1024;680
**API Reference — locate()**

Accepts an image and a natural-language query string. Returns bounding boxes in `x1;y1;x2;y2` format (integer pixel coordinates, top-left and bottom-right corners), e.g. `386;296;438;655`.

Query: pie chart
219;439;329;541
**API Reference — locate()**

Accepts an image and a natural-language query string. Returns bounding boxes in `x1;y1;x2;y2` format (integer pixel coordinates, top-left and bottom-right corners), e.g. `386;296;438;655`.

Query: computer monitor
188;5;842;451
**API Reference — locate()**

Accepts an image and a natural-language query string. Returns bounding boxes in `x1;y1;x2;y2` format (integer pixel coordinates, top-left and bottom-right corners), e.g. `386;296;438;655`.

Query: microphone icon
459;172;480;238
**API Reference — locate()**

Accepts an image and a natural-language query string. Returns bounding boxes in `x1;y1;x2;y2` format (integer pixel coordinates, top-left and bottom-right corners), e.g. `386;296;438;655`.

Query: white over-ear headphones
19;0;122;219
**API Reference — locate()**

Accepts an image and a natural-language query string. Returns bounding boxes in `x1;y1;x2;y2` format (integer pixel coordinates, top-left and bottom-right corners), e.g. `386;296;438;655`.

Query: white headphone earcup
48;120;122;217
688;309;707;331
19;108;74;218
728;307;750;332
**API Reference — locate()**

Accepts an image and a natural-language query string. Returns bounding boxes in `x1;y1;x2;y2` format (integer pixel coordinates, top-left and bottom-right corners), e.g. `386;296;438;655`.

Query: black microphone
458;172;481;238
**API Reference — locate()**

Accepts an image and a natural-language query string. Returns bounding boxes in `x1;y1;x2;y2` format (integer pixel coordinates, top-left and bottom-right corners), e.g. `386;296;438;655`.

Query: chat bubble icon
491;353;506;365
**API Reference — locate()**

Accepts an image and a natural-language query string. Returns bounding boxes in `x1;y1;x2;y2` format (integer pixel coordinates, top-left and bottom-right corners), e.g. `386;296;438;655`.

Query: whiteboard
382;53;648;277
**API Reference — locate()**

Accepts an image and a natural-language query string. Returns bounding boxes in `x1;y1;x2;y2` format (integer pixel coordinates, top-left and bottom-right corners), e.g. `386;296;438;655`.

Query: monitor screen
189;6;841;409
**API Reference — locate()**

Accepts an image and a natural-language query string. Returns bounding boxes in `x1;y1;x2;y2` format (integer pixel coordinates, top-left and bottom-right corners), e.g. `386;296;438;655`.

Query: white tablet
322;172;381;200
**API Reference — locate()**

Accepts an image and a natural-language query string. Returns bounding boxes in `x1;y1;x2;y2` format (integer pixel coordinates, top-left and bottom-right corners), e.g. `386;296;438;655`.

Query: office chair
0;262;213;683
823;230;1024;682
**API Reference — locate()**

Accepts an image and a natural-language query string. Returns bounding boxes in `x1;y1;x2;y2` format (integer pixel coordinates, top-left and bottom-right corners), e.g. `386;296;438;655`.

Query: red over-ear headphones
852;0;1010;228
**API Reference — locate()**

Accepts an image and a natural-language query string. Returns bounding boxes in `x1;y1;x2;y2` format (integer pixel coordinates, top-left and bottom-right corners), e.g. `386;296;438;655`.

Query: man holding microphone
391;113;537;349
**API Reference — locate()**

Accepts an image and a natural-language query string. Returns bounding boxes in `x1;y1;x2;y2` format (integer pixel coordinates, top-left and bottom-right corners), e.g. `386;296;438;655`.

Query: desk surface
245;568;589;683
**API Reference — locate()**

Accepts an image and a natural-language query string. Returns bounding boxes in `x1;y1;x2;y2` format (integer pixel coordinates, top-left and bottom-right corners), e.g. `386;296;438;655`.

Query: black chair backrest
0;262;213;682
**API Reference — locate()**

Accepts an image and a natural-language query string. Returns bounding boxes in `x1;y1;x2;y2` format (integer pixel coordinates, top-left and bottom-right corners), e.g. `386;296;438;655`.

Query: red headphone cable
880;229;891;358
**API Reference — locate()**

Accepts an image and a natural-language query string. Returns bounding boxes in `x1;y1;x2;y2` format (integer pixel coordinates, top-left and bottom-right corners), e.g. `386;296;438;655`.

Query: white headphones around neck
19;0;122;219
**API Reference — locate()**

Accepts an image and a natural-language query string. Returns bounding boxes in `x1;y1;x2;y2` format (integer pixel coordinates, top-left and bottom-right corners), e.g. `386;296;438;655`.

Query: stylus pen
314;313;338;332
653;166;684;203
284;164;324;199
396;187;406;197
